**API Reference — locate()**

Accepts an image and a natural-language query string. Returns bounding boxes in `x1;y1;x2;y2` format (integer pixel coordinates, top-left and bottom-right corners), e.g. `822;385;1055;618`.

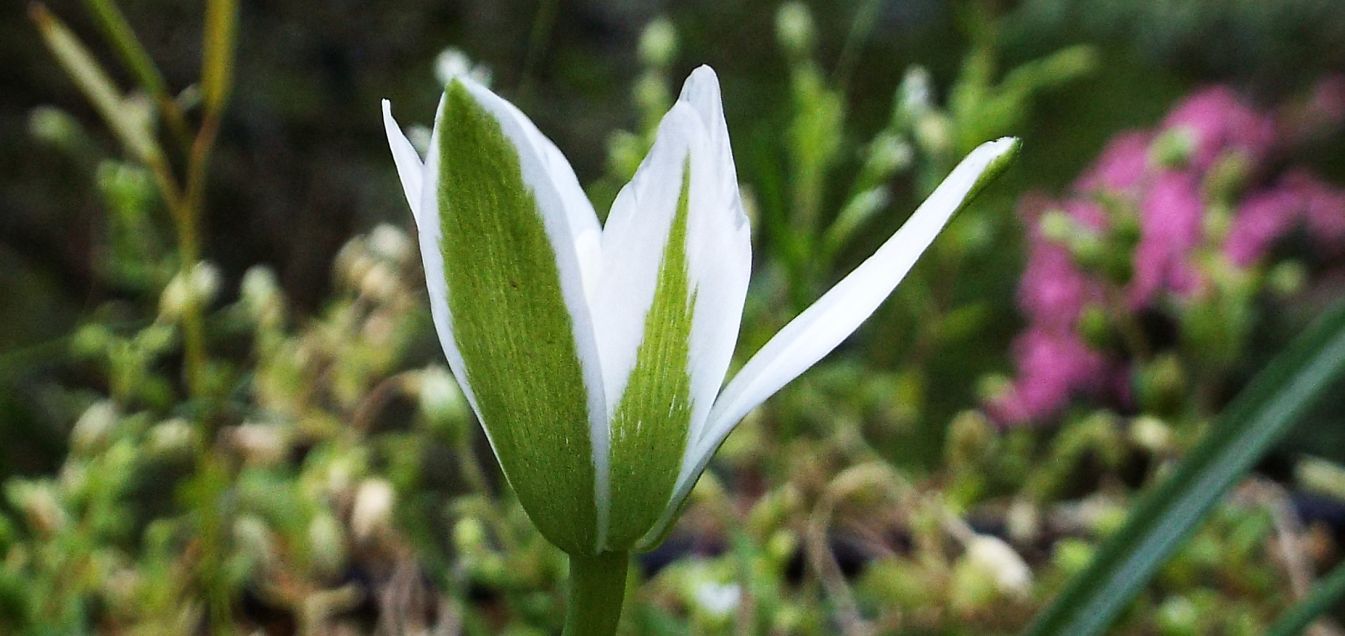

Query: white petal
441;79;610;545
382;99;425;226
594;66;751;438
678;67;752;448
658;137;1021;534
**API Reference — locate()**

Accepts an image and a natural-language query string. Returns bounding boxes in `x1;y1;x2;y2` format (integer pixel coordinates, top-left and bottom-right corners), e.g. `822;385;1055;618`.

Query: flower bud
914;112;953;157
638;18;678;68
896;66;933;123
233;514;275;570
775;2;814;55
71;400;118;455
147;417;198;457
351;478;396;542
159;262;220;321
866;132;913;177
946;410;993;469
240;265;284;327
8;481;67;536
1267;261;1306;296
358;261;400;301
691;580;741;622
1006;499;1040;544
453;517;488;555
1135;354;1186;415
1157;596;1200;634
417;365;469;437
1151;128;1196;169
965;535;1032;597
1052;538;1094;575
434;47;492;87
95;161;155;218
29;106;83;150
1077;304;1113;350
367;223;411;263
1129;415;1174;454
308;512;347;577
226;422;288;466
634;72;671;117
1295;457;1345;501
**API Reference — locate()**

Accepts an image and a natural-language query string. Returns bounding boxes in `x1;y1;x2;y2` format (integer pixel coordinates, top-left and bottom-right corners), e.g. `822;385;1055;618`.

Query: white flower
382;66;1018;556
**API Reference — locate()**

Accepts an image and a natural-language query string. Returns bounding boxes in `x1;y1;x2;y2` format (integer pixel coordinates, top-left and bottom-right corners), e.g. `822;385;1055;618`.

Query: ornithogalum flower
382;65;1014;603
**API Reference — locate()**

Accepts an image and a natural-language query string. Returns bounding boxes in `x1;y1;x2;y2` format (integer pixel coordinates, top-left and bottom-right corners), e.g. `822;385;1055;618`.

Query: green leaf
30;4;161;164
605;158;695;550
1025;302;1345;636
437;82;597;555
1266;559;1345;636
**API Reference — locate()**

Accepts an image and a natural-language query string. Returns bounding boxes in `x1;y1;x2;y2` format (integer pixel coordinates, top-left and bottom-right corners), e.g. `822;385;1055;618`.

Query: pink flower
987;328;1110;425
1225;171;1345;266
1225;188;1301;267
1017;197;1108;329
1289;170;1345;252
1076;131;1153;194
1129;171;1206;306
1163;87;1277;171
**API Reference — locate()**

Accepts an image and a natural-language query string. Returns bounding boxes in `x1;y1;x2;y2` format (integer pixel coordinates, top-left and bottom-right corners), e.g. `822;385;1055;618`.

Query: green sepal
436;80;598;555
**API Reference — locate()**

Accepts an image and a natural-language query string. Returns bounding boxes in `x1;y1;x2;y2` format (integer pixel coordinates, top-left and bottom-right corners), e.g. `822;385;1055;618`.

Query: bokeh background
3;0;1345;633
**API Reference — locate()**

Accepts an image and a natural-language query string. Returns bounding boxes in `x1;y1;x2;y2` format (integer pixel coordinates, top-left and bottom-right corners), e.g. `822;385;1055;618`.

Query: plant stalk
563;551;629;636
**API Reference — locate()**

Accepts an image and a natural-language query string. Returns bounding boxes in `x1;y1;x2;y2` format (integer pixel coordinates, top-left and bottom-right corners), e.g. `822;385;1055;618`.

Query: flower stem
563;551;629;636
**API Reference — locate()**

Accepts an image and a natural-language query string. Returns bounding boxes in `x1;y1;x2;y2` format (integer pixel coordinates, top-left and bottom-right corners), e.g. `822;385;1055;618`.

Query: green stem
563;551;629;636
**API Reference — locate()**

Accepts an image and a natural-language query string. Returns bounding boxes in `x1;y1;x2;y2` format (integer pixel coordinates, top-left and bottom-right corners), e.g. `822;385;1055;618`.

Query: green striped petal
594;67;751;550
642;137;1021;548
393;79;609;555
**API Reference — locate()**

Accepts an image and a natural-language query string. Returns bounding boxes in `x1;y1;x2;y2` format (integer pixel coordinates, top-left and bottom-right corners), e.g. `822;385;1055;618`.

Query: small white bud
227;422;287;466
965;535;1032;596
775;2;814;54
159;262;220;321
638;18;678;68
435;47;493;87
29;106;82;149
351;478;396;542
367;223;411;263
867;132;913;175
1129;415;1174;453
72;400;118;454
692;581;741;619
147;418;197;456
418;366;468;432
359;262;400;301
233;514;275;568
898;67;933;118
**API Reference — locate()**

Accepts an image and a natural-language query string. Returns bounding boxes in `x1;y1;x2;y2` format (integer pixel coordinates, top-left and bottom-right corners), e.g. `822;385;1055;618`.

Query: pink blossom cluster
988;81;1345;426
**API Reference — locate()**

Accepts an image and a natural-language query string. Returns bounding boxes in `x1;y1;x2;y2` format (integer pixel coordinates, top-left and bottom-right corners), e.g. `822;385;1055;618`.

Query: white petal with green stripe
388;78;610;555
641;136;1022;548
593;67;750;550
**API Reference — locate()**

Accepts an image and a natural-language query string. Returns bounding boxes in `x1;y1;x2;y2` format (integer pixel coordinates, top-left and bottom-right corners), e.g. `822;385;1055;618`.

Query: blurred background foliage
3;0;1345;633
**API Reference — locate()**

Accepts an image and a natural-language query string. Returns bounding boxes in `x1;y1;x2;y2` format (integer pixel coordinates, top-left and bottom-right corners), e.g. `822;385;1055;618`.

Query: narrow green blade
1025;302;1345;636
1266;559;1345;636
